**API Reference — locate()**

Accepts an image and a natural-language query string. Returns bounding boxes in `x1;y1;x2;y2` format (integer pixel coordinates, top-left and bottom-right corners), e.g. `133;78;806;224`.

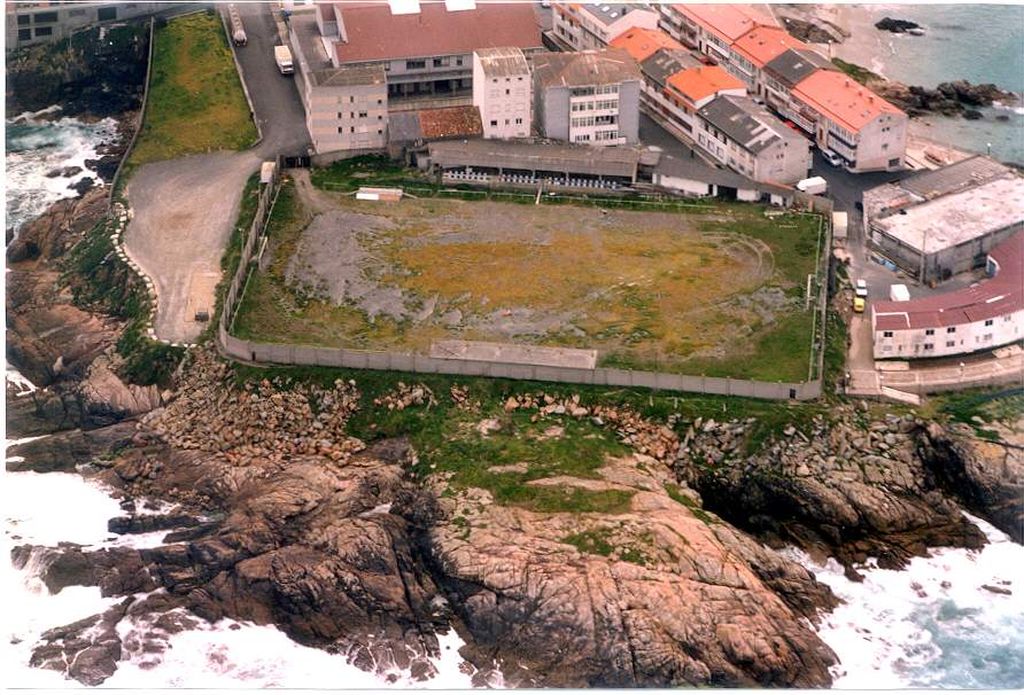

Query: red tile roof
609;27;683;63
873;233;1023;332
792;69;904;132
731;25;806;68
666;65;745;104
674;4;776;43
332;2;543;64
418;105;483;140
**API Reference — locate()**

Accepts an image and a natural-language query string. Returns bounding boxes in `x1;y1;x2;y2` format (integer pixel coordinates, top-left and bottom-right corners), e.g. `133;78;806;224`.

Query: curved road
124;2;309;343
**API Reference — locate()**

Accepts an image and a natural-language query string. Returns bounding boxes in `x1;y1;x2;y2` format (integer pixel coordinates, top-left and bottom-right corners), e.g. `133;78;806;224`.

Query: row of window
406;56;464;71
571;115;618;127
489;118;524;127
337;126;384;136
570;99;618;112
340;96;384;106
881;316;1006;340
337;111;383;121
570;85;619;97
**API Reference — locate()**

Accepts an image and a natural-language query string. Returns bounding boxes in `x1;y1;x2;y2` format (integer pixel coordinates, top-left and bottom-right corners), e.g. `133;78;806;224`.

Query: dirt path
123;151;259;343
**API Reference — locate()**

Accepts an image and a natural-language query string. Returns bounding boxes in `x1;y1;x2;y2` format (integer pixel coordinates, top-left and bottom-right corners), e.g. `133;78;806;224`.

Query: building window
358;111;367;118
337;127;344;133
493;78;498;84
17;14;30;25
888;158;900;167
433;57;449;68
925;329;934;336
17;28;30;40
350;112;354;118
406;60;426;70
377;129;383;135
946;340;955;348
456;57;463;66
923;343;934;350
515;118;522;125
490;120;498;127
34;10;59;22
96;6;116;20
985;319;993;326
505;89;510;95
882;331;893;338
378;115;382;120
947;326;956;333
350;96;355;103
34;26;53;36
504;119;510;125
984;333;993;341
377;99;382;105
350;127;355;133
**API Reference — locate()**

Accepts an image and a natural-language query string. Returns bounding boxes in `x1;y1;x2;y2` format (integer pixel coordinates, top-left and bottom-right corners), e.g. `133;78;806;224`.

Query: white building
695;95;811;184
871;233;1023;360
472;47;532;139
532;49;642;146
551;2;660;51
290;13;388;153
790;70;908;172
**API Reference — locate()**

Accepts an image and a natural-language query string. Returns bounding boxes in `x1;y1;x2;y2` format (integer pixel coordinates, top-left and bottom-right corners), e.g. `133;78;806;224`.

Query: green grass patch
924;388;1023;441
664;483;718;525
130;11;256;164
831;58;883;85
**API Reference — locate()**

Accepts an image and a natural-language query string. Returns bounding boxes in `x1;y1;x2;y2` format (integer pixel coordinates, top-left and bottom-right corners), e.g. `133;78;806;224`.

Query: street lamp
987;142;992;157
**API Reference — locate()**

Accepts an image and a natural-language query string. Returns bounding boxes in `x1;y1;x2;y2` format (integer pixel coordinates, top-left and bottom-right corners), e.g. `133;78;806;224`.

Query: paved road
124;2;308;344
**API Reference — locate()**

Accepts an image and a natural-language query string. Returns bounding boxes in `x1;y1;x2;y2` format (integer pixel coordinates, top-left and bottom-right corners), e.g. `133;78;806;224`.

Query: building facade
871;233;1023;360
533;49;642;146
291;12;388;153
472;47;532;139
695;95;810;184
5;1;179;50
791;70;907;172
551;2;659;51
863;157;1024;282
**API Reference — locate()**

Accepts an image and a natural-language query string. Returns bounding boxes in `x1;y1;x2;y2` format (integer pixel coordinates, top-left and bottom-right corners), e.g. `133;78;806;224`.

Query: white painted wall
872;310;1022;359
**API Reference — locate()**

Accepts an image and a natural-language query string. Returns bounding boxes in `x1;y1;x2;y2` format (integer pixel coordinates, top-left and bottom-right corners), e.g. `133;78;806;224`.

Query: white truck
274;45;294;75
796;176;828;196
228;4;247;46
889;284;911;302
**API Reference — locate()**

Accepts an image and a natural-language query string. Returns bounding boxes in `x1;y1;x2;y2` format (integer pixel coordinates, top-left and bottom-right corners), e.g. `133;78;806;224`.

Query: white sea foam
783;514;1024;689
5;364;38;395
2;469;500;689
4;114;119;234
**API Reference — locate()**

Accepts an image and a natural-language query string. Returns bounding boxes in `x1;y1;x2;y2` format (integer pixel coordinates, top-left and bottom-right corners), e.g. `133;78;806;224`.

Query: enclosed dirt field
234;177;823;381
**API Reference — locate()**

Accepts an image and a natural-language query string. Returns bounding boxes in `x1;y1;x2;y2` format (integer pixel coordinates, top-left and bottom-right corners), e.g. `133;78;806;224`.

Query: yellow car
853;296;866;313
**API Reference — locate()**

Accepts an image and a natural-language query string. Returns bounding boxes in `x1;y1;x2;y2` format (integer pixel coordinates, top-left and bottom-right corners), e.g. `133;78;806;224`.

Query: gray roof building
898;155;1012;200
309;64;387;88
428;139;646;179
474;46;530;78
640;48;701;89
533;49;641;89
582;3;657;27
698;95;806;155
763;48;835;87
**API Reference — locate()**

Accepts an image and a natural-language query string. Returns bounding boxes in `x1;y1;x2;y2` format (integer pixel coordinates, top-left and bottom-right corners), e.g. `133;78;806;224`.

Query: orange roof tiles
666;65;745;104
418;105;483;140
731;25;806;68
674;4;776;42
792;69;905;132
610;27;683;63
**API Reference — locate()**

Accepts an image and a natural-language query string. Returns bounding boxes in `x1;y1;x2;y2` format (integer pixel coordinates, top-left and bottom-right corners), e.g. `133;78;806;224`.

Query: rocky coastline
8;324;1022;686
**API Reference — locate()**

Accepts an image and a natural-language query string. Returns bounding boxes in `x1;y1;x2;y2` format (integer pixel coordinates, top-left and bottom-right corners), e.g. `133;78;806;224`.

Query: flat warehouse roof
875;176;1024;255
429;140;644;177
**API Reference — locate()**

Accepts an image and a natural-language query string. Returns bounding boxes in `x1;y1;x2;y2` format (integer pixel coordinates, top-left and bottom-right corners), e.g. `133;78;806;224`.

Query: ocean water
4;108;119;235
832;4;1024;163
2;461;497;690
782;514;1024;689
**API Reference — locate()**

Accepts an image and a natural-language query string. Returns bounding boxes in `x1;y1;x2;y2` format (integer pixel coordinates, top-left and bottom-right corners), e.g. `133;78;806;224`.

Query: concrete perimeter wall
216;167;824;401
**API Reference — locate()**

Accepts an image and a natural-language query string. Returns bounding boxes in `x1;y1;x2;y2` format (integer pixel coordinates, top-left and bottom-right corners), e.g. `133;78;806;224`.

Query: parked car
853;296;866;313
855;279;868;298
821;150;844;167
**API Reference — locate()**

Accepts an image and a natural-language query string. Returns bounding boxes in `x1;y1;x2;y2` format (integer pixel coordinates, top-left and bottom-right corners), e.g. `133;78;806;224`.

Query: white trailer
889;284;911;302
228;4;247;46
274;45;294;75
796;176;828;195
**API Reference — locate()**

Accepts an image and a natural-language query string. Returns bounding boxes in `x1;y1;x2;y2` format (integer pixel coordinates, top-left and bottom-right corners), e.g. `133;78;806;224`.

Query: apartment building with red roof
791;70;908;172
871;233;1023;359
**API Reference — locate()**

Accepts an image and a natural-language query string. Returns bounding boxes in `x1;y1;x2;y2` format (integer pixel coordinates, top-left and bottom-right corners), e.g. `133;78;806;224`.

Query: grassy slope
129;11;256;164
